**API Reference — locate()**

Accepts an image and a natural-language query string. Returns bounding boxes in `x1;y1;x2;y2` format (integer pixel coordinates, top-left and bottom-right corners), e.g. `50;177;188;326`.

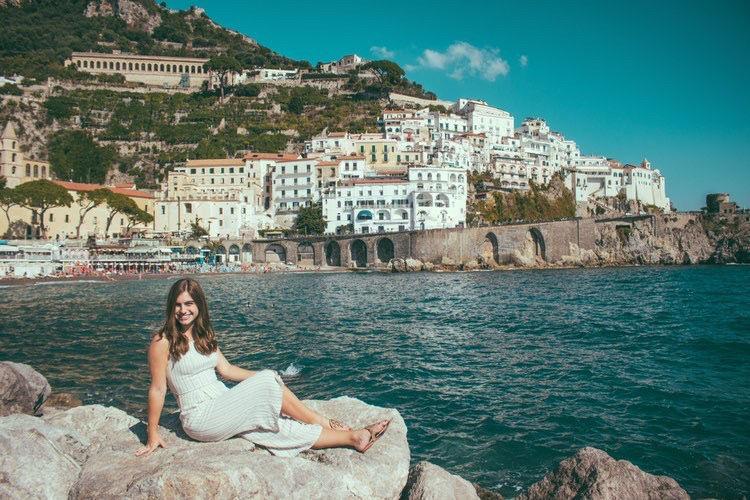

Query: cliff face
593;217;713;265
703;217;750;264
84;0;162;33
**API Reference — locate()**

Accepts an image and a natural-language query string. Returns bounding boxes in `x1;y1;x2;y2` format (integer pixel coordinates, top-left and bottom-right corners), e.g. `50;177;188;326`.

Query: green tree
75;188;111;238
361;60;405;85
293;203;326;235
206;55;242;103
15;180;73;238
44;96;77;121
124;207;154;234
0;182;22;232
190;220;209;238
287;95;304;114
102;191;139;236
48;130;117;184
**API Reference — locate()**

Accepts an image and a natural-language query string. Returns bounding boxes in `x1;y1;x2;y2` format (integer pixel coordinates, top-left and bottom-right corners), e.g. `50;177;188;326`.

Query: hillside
0;0;434;189
0;0;307;80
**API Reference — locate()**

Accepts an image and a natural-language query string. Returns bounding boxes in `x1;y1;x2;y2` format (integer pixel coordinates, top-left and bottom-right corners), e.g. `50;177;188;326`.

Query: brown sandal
361;419;391;453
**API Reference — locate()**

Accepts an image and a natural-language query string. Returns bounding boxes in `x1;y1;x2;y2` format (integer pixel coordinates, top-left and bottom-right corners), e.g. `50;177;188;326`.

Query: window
49;213;54;222
185;203;192;214
230;208;234;215
190;169;196;174
378;226;385;232
219;208;223;215
161;206;166;215
65;214;69;223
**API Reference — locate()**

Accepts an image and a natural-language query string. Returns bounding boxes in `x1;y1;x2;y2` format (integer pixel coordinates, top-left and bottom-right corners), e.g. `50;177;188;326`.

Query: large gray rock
519;447;689;500
28;397;408;499
0;362;51;416
402;461;479;500
0;414;83;499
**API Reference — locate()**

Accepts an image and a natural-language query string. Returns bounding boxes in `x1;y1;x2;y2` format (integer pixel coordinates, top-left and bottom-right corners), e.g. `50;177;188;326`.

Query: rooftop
53;180;154;199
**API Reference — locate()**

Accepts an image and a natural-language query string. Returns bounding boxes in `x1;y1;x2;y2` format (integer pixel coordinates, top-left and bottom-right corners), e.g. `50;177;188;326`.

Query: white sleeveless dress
165;340;322;457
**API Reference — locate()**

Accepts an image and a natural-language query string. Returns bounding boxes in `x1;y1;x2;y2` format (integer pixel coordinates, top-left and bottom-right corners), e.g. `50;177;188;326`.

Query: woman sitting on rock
136;278;390;457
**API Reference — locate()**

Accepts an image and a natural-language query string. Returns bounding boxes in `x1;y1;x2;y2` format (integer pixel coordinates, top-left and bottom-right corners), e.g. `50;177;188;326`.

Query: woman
136;278;390;457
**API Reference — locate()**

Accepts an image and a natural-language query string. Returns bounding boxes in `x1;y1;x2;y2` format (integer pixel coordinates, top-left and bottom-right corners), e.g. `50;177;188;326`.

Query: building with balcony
321;165;467;234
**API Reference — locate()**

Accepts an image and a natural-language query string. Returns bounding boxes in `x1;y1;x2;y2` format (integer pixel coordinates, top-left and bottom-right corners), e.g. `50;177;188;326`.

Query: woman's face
174;290;199;329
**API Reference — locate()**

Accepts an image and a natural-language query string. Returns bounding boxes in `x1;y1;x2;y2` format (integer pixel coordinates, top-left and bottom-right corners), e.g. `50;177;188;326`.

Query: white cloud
370;46;395;59
519;55;528;67
412;42;510;81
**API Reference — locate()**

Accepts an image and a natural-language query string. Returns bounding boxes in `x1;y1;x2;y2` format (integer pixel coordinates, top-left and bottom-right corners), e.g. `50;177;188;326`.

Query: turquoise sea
1;266;748;498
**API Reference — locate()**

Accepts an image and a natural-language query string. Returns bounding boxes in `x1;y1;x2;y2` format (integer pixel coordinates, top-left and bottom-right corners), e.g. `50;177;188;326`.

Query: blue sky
166;0;750;210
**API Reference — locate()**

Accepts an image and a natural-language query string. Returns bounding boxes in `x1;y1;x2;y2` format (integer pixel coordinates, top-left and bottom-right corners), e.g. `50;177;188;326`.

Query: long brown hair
155;278;218;361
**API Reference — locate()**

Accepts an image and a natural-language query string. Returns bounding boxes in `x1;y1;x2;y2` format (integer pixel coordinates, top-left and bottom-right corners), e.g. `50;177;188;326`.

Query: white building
271;158;318;227
304;131;355;155
319;54;365;74
566;158;670;211
454;99;515;142
321;165;467;234
154;159;270;238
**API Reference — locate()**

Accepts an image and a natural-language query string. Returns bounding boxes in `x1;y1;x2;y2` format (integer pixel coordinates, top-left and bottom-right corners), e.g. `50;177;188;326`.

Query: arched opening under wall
215;245;227;264
265;243;287;263
297;241;315;266
325;240;341;266
350;239;368;268
241;243;253;263
376;238;394;263
522;228;546;261
228;244;240;263
481;232;499;265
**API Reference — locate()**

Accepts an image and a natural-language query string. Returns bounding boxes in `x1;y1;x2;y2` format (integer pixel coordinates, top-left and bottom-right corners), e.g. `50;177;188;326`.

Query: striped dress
165;340;322;457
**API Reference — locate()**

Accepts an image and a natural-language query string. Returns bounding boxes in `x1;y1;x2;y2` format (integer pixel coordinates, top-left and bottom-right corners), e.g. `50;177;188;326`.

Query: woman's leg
279;385;330;427
312;420;391;451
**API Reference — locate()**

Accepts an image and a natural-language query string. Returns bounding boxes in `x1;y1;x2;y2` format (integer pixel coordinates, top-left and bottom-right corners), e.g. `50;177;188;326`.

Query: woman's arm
135;336;169;456
215;349;257;382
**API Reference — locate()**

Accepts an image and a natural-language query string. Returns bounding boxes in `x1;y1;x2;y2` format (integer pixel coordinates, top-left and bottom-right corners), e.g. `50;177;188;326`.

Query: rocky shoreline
1;361;690;499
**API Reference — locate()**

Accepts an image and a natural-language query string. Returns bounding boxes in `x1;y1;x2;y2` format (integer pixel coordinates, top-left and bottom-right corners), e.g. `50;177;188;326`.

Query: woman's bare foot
353;419;391;453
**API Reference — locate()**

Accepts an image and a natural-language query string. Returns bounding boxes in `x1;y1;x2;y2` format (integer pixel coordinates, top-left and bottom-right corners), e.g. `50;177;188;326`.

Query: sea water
1;266;748;497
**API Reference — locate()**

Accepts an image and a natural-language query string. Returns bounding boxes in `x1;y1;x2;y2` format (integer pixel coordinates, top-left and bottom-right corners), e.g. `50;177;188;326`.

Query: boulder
31;397;408;499
462;259;481;271
405;258;424;272
0;414;83;499
402;461;479;500
422;262;435;272
0;361;51;416
518;447;689;500
390;258;407;272
44;392;83;411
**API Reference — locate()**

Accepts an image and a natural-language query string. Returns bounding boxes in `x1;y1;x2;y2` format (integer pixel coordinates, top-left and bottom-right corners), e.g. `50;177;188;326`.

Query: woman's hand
135;434;167;457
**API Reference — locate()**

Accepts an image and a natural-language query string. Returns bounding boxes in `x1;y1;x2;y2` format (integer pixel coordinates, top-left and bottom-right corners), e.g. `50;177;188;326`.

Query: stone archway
376;237;394;263
350;239;367;268
297;241;315;266
325;240;341;266
228;244;240;263
530;228;545;260
241;243;253;263
215;245;227;264
523;228;546;261
265;243;287;263
481;232;499;265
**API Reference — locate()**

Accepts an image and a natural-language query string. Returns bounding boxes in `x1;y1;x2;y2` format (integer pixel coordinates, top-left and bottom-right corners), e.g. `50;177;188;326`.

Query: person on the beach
136;278;390;457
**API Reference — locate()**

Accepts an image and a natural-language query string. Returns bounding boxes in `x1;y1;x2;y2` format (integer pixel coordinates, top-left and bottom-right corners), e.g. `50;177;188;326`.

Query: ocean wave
280;363;301;377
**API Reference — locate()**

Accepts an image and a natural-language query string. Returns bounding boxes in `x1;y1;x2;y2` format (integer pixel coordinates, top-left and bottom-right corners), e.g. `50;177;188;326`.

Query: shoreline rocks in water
1;363;691;499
